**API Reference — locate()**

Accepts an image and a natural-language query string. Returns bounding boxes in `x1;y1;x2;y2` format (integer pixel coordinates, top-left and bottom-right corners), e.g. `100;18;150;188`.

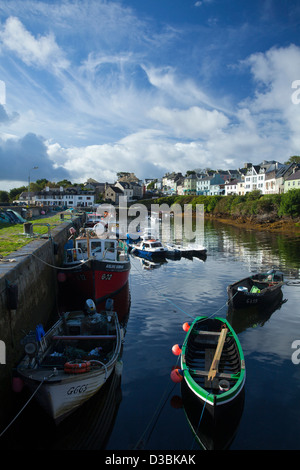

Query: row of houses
159;161;300;197
18;173;145;208
17;161;300;208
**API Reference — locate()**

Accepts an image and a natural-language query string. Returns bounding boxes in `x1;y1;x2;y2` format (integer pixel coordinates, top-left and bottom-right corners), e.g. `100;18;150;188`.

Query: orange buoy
64;360;91;374
182;322;190;332
172;344;182;356
170;368;183;383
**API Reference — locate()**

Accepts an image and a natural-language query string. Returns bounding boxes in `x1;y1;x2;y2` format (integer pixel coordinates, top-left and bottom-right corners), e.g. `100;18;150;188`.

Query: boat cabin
140;239;165;251
65;236;128;263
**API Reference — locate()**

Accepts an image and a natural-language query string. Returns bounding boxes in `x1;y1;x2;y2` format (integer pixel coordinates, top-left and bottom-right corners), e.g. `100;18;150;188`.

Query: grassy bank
0;214;67;257
140;189;300;234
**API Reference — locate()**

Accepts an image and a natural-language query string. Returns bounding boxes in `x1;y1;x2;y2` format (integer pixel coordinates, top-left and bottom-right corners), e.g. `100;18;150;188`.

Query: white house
20;186;95;207
115;181;133;201
244;165;265;193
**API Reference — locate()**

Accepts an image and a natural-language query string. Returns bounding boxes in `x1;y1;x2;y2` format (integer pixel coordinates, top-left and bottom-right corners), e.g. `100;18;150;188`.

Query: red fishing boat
58;227;130;305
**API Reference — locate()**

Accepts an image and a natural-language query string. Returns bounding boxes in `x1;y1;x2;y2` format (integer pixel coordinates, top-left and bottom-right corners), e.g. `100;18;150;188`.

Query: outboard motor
85;299;96;315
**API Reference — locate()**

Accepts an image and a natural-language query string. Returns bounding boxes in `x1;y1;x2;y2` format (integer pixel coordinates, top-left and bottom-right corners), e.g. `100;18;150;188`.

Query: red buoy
172;344;182;356
170;368;183;383
12;377;24;393
57;272;66;282
182;322;190;332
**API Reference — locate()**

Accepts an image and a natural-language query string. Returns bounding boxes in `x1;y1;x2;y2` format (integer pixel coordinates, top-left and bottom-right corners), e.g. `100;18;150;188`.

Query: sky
0;0;300;191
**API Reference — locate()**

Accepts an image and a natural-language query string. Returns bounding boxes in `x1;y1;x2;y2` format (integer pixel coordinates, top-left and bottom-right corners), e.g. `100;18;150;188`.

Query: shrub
279;189;300;217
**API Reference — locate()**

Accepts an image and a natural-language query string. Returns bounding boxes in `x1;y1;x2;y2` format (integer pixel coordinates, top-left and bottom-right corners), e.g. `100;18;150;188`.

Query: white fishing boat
17;299;123;423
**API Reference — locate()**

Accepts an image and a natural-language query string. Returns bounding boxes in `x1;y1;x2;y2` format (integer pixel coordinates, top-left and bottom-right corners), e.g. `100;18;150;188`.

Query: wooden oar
208;327;228;381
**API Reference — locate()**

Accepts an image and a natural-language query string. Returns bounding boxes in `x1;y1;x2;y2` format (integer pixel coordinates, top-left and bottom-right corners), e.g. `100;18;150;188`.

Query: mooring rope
0;372;55;438
133;382;177;450
30;252;91;270
190;392;211;450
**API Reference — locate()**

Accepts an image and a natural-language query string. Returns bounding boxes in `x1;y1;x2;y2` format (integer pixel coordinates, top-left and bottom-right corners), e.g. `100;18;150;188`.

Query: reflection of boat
227;290;286;334
227;269;284;309
17;299;123;423
51;361;123;449
59;227;130;305
181;379;245;450
136;256;167;270
173;316;245;419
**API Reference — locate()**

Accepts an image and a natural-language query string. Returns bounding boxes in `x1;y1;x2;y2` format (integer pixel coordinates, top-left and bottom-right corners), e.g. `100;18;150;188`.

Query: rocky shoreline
205;212;300;236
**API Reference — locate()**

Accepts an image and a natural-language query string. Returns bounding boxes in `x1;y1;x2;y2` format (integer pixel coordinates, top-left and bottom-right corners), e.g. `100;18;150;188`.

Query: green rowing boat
179;316;245;415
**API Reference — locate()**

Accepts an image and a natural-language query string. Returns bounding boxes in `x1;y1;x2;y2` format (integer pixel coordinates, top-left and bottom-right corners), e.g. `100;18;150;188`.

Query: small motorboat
171;316;245;419
227;269;284;309
130;237;167;260
17;299;123;423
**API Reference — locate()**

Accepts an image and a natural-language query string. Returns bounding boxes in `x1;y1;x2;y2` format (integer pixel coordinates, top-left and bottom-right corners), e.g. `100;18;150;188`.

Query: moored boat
171;316;245;418
130;238;167;260
58;227;130;304
227;269;284;309
17;299;123;423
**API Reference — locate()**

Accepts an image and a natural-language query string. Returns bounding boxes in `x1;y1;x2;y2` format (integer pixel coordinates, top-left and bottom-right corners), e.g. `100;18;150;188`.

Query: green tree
0;190;9;202
284;156;300;164
9;186;27;201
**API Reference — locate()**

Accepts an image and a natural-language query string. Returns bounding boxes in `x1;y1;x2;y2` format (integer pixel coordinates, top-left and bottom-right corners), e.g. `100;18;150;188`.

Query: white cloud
148;106;229;139
0;16;69;70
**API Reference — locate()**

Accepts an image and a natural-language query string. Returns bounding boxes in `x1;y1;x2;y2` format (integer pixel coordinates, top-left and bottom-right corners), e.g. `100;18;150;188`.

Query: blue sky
0;0;300;191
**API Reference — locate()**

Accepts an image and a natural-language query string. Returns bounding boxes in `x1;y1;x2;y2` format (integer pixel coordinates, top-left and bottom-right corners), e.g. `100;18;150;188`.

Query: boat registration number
67;385;87;395
246;298;258;304
101;273;112;280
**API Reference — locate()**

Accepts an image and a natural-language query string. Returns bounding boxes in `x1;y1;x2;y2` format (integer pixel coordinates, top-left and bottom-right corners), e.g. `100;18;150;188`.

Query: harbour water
1;218;300;450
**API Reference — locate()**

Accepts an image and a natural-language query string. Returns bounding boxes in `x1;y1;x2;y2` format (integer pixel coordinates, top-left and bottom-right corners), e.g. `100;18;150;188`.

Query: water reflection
226;292;287;334
170;381;245;450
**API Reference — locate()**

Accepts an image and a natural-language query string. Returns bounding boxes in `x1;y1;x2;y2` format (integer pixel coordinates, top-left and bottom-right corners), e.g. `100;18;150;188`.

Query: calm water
1;219;300;451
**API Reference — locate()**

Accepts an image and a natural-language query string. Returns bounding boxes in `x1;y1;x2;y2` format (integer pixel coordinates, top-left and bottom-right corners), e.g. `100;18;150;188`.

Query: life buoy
64;360;91;374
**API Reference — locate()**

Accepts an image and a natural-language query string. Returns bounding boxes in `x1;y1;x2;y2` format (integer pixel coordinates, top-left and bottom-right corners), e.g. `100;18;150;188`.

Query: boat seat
194;330;221;336
191;369;236;380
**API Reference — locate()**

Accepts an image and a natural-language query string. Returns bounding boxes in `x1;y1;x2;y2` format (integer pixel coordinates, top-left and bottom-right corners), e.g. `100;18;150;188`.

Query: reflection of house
284;168;300;192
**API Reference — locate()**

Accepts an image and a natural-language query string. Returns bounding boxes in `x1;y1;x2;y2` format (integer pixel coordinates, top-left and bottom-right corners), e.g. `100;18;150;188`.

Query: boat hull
62;259;130;304
19;364;116;423
131;248;166;260
227;273;284;309
17;308;123;423
181;316;246;418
